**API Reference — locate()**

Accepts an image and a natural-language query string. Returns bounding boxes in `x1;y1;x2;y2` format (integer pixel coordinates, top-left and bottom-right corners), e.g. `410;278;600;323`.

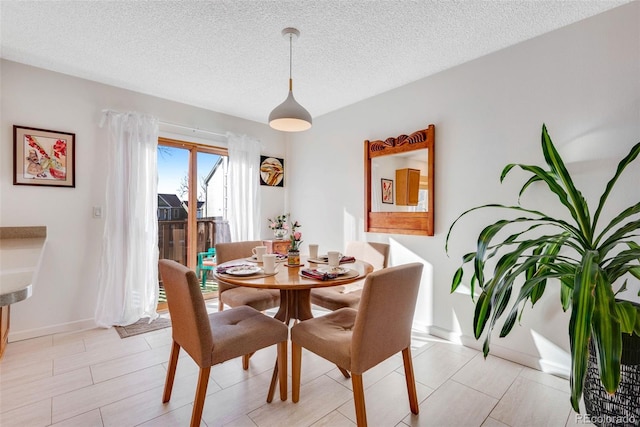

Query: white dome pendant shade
269;28;312;132
268;80;312;132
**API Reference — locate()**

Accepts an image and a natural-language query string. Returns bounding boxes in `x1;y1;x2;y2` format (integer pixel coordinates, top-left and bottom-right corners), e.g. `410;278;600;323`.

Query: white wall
0;61;286;339
287;3;640;375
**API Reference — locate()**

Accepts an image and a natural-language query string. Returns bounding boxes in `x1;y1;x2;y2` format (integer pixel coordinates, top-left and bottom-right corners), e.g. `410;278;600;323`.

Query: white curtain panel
226;132;261;241
95;111;160;327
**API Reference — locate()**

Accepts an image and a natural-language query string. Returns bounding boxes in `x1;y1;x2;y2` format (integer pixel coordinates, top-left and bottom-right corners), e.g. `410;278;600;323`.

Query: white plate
225;266;262;276
317;266;349;275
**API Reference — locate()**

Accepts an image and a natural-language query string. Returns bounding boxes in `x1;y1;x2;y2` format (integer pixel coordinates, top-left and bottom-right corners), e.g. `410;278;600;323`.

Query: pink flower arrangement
289;220;302;251
268;213;289;231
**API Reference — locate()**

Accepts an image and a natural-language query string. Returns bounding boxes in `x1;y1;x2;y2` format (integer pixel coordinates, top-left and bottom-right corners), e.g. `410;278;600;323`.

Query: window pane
157;145;189;266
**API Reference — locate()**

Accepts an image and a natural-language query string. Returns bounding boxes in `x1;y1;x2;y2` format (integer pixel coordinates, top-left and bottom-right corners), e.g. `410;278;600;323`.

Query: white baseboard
9;318;97;342
425;325;570;379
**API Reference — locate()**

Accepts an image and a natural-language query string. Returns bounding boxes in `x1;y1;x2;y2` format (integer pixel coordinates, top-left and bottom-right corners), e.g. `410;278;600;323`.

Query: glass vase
273;228;287;240
287;249;300;266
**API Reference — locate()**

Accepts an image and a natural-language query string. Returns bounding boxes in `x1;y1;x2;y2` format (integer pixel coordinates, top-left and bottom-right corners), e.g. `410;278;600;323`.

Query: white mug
252;246;267;262
308;244;319;259
327;251;342;268
262;254;277;274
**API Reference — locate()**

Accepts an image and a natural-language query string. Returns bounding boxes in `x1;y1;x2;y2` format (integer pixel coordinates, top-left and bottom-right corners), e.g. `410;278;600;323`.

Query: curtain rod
101;110;228;139
159;121;227;139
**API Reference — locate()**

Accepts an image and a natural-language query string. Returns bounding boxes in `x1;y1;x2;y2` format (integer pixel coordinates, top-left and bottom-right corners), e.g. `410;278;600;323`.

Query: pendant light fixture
269;27;312;132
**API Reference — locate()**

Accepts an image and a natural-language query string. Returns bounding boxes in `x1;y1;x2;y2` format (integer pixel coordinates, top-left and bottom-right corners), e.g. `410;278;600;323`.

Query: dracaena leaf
451;267;463;293
614;300;637;334
592;141;640;234
591;273;621;394
568;251;597;411
530;282;547;305
541;124;592;241
474;292;491;339
500;306;519;337
560;278;572;311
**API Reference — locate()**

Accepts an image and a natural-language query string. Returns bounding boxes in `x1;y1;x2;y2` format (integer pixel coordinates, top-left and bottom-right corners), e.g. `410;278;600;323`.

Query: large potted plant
446;124;640;421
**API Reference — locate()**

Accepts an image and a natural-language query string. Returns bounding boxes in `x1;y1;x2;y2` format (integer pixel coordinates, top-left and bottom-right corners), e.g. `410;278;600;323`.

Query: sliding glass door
157;138;228;269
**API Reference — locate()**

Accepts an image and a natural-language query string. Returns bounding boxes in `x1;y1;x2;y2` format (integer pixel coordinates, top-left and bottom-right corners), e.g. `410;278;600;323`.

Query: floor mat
114;317;171;338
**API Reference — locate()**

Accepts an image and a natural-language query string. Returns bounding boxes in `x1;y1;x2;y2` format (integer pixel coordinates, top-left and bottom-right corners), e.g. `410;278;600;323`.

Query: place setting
299;266;359;281
216;250;280;279
307;248;355;265
300;249;359;281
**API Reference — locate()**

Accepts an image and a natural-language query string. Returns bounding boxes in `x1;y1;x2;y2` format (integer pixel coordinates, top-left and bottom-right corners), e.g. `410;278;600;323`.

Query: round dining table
214;256;374;401
214;256;374;323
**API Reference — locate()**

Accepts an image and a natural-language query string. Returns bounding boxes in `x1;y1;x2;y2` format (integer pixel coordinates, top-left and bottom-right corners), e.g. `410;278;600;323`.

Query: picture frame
381;178;394;204
259;155;284;187
13;125;75;188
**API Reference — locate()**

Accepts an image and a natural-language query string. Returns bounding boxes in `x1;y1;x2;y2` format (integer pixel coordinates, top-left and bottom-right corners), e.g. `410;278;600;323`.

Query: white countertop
0;236;46;306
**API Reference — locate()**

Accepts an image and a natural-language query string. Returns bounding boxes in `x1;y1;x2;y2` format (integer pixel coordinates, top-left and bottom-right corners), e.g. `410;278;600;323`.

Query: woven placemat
115;317;171;338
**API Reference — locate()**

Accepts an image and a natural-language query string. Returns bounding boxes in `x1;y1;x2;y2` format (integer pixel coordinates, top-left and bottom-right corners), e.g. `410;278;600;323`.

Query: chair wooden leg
351;373;367;427
292;342;302;403
402;347;419;414
190;366;211;427
163;341;180;403
267;360;278;403
277;341;288;401
218;296;224;311
242;352;254;370
338;366;351;378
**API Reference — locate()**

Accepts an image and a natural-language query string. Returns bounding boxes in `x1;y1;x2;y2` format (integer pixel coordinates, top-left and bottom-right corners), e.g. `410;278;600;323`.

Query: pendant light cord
288;32;293;91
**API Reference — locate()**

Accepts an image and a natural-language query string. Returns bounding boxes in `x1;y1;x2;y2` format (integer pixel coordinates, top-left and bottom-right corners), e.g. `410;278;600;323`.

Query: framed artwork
13;125;75;188
381;178;393;204
259;155;284;187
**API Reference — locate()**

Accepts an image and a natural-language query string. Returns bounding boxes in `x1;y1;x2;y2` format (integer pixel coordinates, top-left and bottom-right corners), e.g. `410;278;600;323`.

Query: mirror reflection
371;149;428;212
364;125;434;236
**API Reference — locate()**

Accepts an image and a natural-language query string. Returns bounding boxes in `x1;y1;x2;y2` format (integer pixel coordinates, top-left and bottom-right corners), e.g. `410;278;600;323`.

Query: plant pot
583;332;640;426
273;229;287;240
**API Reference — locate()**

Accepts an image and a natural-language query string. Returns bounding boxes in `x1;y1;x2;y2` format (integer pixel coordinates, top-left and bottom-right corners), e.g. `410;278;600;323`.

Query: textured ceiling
0;1;629;126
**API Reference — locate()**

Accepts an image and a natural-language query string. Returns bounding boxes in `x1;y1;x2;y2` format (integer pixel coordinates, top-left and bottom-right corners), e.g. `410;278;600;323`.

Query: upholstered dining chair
310;241;390;311
158;260;288;427
291;262;423;427
215;240;280;312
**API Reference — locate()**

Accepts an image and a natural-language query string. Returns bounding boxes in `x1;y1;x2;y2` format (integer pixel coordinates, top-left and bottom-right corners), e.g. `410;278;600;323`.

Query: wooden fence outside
158;217;229;265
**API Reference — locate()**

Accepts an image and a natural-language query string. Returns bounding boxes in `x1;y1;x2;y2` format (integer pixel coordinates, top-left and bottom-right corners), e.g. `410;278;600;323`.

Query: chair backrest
215;241;264;293
159;259;214;366
350;262;423;374
345;241;390;270
215;240;264;264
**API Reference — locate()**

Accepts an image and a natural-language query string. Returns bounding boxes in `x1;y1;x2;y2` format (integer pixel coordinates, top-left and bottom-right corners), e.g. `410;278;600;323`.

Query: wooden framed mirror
364;125;434;236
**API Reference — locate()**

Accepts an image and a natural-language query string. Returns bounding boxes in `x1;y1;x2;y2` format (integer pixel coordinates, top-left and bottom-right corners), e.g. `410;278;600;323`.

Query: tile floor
0;300;592;427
